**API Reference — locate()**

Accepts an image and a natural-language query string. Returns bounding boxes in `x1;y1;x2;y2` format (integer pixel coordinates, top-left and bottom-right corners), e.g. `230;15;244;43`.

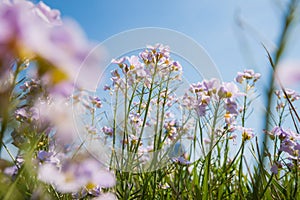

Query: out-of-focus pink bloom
276;60;300;87
34;1;62;25
93;192;117;200
35;96;77;147
0;0;102;90
38;156;115;193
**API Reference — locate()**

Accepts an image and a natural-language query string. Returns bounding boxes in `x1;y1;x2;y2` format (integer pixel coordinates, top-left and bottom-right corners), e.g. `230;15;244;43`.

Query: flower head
235;69;261;84
38;156;115;193
218;82;245;100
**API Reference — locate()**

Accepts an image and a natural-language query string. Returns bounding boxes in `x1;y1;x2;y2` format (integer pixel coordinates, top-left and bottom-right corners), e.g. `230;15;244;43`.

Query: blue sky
41;0;298;82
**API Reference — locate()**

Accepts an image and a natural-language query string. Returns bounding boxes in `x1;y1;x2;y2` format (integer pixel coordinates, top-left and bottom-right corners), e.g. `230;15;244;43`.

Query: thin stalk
238;84;248;197
134;60;159;153
202;100;220;200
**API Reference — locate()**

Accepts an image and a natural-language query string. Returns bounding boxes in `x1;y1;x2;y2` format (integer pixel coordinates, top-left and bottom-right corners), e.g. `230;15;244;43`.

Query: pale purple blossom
189;82;203;94
270;162;282;174
182;92;195;109
86;125;97;135
269;127;300;162
164;120;179;140
129;112;143;128
102;85;110;91
102;126;114;136
34;96;77;147
171;61;182;71
127;55;143;69
275;60;300;87
33;1;62;25
218;82;245;100
111;57;126;66
94;192;117;200
89;96;102;108
235;69;261;83
38;156;115;193
224;113;236;125
37;150;53;162
224;99;239;114
171;156;191;165
15;107;39;122
203;78;219;94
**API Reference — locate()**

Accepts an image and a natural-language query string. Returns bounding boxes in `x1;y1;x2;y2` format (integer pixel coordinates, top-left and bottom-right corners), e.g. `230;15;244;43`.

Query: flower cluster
235;69;261;84
269;126;300;174
38;153;115;196
181;69;261;145
183;78;244;120
274;89;300;112
109;44;182;91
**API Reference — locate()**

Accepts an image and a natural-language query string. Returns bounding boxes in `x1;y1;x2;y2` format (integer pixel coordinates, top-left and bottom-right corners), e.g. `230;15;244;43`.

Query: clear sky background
41;0;300;83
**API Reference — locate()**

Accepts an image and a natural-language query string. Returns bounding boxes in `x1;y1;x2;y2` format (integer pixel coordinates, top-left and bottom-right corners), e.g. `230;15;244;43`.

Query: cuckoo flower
270;127;300;161
102;126;114;136
235;69;261;84
218;82;245;100
38;156;115;193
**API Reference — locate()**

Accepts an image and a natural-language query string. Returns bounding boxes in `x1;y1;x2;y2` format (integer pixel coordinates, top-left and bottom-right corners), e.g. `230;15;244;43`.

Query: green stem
202;100;220;200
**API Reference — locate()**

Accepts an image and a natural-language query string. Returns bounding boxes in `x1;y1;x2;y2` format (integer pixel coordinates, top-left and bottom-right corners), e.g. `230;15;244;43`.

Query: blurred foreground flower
0;0;102;90
276;60;300;87
38;154;115;194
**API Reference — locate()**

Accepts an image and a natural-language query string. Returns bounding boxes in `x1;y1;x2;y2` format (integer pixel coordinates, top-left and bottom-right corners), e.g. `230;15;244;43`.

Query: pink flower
276;60;300;87
38;157;115;193
270;163;279;174
235;69;261;84
34;1;62;25
218;82;245;100
94;192;117;200
224;99;238;114
102;126;114;136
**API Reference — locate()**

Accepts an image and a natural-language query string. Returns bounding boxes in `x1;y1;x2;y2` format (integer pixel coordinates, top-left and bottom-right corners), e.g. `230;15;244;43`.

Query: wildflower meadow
0;0;300;199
